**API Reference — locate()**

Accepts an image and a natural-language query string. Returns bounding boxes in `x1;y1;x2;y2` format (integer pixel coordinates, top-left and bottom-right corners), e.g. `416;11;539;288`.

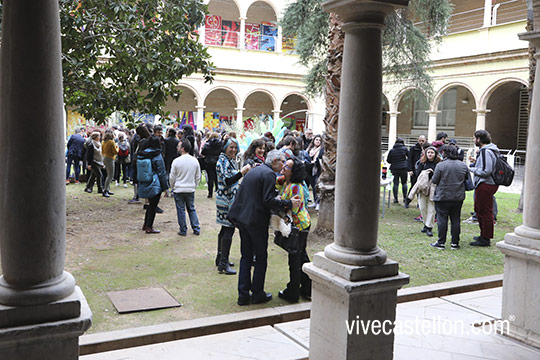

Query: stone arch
206;0;241;18
432;82;478;111
242;90;276;121
280;93;310;132
203;87;240;122
241;88;277;110
203;86;240;107
279;92;312;112
162;84;200;116
244;0;280;20
382;93;390;130
392;86;428;113
480;77;528;109
394;88;430;139
483;78;529;150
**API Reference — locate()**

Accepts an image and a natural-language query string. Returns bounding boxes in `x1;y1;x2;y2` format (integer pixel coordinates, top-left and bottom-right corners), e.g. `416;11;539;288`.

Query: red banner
205;15;222;46
222;20;239;47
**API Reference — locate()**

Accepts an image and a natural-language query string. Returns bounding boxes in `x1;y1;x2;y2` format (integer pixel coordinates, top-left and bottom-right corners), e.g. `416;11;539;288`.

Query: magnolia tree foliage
281;0;453;99
0;0;214;125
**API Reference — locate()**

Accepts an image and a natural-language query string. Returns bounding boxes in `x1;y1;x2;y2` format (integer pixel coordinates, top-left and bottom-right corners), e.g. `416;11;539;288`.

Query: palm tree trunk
315;13;343;234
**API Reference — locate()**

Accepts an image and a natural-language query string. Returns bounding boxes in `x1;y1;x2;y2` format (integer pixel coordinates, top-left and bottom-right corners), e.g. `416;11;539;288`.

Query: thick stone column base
304;253;409;360
0;286;92;360
497;229;540;349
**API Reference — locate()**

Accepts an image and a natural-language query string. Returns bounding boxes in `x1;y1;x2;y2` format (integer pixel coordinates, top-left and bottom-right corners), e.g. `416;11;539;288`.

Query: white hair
265;150;283;165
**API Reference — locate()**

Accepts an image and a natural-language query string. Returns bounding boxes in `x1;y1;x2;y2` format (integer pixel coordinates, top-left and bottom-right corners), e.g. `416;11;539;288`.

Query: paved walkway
81;287;540;359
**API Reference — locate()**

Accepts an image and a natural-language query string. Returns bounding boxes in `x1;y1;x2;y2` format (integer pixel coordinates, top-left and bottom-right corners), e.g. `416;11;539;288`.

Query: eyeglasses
284;164;292;170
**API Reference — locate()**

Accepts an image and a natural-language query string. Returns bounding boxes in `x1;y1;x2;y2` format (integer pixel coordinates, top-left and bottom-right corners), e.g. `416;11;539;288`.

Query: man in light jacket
169;139;201;236
468;129;499;247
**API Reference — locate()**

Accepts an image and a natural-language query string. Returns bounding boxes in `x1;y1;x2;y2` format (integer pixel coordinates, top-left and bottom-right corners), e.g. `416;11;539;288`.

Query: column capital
388;111;400;116
473;109;491;114
195;105;206;110
323;0;409;28
519;30;540;49
235;107;246;111
426;110;441;116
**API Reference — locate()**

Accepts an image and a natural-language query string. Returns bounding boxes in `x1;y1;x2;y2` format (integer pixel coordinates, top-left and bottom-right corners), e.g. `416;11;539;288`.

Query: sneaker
115;181;119;186
430;242;445;249
156;206;164;214
421;225;428;233
426;228;433;237
193;230;200;236
128;198;141;204
177;231;187;236
470;237;490;247
66;179;71;185
315;203;320;211
123;183;128;188
463;216;479;224
404;198;411;208
308;203;317;208
84;188;92;193
451;244;460;250
414;215;423;222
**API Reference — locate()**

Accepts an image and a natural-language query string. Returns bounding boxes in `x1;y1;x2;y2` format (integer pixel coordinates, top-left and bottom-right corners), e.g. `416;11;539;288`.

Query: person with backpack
468;130;500;247
115;133;130;188
137;135;168;234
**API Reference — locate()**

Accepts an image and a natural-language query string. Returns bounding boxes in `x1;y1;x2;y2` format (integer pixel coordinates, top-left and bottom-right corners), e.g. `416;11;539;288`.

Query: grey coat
471;143;499;187
432;159;471;202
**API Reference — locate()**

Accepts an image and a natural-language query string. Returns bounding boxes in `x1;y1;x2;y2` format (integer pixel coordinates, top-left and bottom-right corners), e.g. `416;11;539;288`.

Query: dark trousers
392;169;408;202
435;201;463;245
283;229;311;300
238;226;268;299
311;174;320;203
474;183;498;239
143;193;162;229
218;226;235;263
114;162;128;183
66;155;81;180
206;163;218;196
86;162;103;192
407;174;418;197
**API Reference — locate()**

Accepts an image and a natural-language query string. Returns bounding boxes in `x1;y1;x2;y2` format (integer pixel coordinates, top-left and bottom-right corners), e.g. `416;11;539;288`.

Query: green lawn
4;183;519;334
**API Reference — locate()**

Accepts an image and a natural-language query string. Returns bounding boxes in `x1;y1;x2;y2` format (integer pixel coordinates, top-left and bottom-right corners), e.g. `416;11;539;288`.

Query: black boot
421;225;428;233
215;253;221;267
426;227;433;237
218;256;236;275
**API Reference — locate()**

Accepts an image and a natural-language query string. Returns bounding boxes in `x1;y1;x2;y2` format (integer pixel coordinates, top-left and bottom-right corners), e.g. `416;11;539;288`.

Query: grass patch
1;182;520;333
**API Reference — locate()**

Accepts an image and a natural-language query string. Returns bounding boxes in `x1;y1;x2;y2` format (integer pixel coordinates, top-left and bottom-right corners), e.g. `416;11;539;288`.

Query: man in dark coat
387;137;409;205
228;150;301;306
66;128;86;183
163;128;180;174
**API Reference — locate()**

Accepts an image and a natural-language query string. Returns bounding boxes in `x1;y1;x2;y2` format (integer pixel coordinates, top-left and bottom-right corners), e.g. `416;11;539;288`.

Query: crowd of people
65;123;324;306
387;130;501;249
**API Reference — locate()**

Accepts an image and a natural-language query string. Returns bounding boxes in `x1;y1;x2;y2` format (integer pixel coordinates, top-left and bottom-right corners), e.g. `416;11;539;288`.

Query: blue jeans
173;192;200;234
66;155;81;180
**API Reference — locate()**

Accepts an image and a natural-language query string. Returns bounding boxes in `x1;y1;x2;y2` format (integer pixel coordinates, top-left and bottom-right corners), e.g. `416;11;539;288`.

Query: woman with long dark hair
306;135;324;208
243;138;266;167
201;132;222;198
276;158;312;302
415;146;441;237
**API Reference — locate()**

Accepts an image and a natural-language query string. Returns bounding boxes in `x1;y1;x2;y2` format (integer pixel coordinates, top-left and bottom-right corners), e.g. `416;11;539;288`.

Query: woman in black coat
387;137;409;204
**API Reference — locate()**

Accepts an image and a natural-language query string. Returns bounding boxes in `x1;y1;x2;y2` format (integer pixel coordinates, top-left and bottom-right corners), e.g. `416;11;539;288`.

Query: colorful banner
245;23;260;50
243;118;255;131
204;112;220;129
222;20;239;48
261;22;277;52
178;111;195;129
205;15;222;46
282;37;296;54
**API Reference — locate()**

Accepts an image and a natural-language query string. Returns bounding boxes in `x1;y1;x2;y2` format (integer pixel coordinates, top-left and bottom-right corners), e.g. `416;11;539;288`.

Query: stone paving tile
274;319;310;349
441;288;502;319
81;326;308;360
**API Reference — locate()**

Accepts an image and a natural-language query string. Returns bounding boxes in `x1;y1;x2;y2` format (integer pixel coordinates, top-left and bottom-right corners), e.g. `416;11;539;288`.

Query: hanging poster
205;15;222;46
295;118;306;132
222;20;239;47
260;22;277;52
245;23;260;50
178;111;195;129
282;37;296;54
244;118;255;131
204;112;220;129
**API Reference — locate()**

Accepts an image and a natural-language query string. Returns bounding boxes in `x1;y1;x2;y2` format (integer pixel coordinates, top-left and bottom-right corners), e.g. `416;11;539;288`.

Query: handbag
274;226;300;254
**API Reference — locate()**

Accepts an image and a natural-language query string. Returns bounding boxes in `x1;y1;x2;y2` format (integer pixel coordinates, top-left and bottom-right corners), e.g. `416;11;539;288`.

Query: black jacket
227;164;292;229
415;160;438;179
408;143;423;172
67;134;85;158
202;138;222;165
387;143;408;171
164;136;180;172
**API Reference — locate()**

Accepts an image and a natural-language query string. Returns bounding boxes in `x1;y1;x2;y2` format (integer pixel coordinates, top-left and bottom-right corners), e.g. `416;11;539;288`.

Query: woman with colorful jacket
276;157;312;303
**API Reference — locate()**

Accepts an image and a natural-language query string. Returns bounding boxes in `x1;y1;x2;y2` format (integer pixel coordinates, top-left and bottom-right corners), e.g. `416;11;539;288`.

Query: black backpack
481;148;514;186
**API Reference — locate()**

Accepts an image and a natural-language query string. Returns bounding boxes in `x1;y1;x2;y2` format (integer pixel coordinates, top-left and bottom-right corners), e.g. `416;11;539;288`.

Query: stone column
427;110;440;143
235;107;245;129
388;111;399;148
199;23;206;45
196;105;206;130
496;29;540;348
0;1;91;358
483;0;492;27
272;109;282;122
276;25;283;53
303;1;409;359
473;109;490;130
239;17;246;50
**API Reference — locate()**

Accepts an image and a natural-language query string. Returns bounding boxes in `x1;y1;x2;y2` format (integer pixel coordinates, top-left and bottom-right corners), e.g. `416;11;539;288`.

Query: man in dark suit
228;150;302;306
